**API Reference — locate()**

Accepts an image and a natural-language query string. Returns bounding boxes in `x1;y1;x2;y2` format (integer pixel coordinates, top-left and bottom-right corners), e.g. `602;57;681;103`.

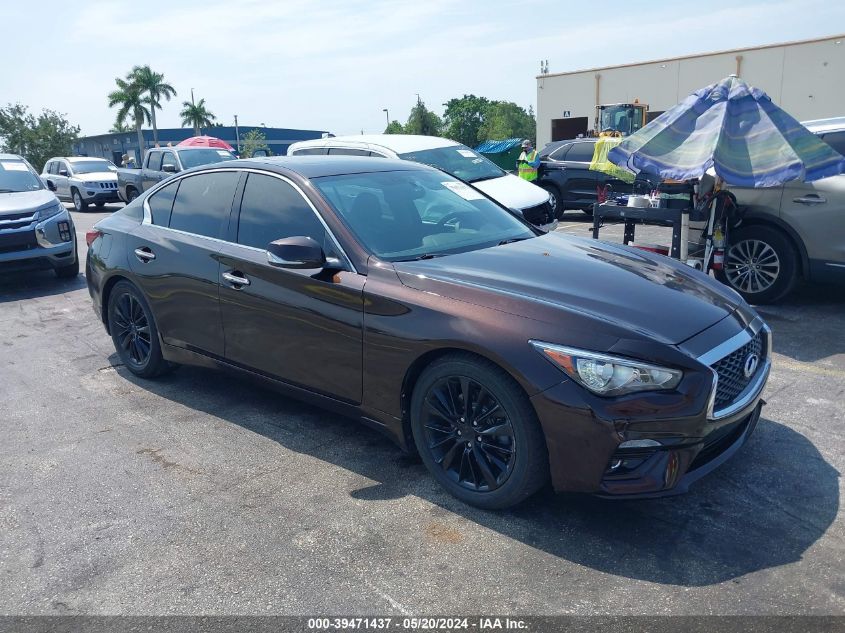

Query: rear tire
107;281;172;379
410;354;549;509
72;189;87;212
126;187;139;203
716;225;798;304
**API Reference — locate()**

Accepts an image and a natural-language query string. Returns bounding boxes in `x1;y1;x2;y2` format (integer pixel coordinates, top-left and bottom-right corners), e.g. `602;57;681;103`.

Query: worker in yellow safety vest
516;139;540;181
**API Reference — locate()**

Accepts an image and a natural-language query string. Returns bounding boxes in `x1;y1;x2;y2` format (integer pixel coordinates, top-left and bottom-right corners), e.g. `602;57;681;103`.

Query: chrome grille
522;201;554;224
711;332;764;410
0;211;37;232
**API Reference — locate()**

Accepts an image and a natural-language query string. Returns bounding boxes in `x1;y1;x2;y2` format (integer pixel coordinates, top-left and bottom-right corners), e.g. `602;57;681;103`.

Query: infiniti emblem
743;353;759;379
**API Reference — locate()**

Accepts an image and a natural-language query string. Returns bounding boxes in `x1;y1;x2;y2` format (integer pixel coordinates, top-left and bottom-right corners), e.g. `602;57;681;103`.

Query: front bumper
0;211;76;271
529;319;770;498
81;189;121;203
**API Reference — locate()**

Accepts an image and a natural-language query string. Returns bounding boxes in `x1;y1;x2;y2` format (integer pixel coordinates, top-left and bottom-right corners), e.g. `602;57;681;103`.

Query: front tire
717;225;798;304
72;189;87;212
107;281;171;378
410;354;549;509
126;187;139;203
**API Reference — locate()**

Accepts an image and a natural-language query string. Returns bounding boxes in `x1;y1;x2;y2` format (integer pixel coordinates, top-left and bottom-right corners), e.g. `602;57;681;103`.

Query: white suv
42;157;121;211
287;135;554;226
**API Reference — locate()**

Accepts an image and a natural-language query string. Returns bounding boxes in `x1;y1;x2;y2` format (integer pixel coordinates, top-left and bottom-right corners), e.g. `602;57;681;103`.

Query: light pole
234;114;240;154
382;108;389;127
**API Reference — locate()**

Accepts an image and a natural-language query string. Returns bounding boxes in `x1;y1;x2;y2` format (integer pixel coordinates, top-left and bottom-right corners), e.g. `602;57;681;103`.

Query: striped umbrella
608;76;845;187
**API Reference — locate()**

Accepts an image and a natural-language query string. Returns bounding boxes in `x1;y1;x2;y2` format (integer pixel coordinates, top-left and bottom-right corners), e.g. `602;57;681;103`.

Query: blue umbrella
608;75;845;187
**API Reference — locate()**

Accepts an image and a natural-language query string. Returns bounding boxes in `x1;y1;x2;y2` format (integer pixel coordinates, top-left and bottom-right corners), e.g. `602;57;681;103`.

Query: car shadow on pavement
754;282;845;363
0;271;86;303
113;359;840;588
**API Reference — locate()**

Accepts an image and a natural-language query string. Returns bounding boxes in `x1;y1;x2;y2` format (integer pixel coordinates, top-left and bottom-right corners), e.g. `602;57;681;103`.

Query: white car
41;157;121;211
287;135;554;227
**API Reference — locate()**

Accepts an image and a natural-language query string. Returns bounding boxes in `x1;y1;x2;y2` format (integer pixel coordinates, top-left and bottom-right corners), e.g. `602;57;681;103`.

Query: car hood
394;233;740;345
77;172;118;183
472;173;549;211
0;189;59;216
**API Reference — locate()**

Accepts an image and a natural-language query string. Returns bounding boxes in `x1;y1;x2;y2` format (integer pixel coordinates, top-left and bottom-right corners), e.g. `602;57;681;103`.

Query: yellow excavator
595;100;649;137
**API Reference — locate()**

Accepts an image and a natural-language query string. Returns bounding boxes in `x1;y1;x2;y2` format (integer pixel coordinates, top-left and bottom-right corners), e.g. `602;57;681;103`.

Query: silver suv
726;117;845;303
42;156;121;211
0;154;78;278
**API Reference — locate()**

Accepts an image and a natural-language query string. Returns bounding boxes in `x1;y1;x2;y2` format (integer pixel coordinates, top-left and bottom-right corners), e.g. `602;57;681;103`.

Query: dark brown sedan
86;157;770;509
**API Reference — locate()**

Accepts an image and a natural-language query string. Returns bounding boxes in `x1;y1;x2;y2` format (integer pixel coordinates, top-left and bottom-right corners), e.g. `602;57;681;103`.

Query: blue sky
2;0;843;136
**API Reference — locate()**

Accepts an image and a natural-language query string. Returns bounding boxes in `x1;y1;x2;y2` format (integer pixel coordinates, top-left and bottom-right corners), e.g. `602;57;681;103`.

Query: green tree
442;94;490;147
108;77;151;155
0;103;79;172
477;101;536;143
179;98;216;136
240;129;270;158
109;119;131;133
129;65;176;146
404;99;442;137
384;120;404;134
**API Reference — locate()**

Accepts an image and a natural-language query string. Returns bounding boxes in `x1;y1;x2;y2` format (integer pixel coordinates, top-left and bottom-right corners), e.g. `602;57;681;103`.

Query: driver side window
236;173;330;253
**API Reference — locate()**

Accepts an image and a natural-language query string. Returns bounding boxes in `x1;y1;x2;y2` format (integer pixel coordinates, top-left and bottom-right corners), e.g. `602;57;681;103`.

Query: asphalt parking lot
1;205;843;615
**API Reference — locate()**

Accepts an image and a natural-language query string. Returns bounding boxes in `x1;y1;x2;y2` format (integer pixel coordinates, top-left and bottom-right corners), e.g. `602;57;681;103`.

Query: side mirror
45;180;57;192
58;169;68;177
162;164;178;173
266;236;326;269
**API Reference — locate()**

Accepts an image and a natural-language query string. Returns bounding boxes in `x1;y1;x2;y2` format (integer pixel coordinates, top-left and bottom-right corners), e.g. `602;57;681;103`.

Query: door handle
134;247;156;262
222;271;250;287
793;195;826;204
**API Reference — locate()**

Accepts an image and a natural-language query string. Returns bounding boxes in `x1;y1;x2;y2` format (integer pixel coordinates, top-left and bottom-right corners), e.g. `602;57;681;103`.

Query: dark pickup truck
117;146;236;202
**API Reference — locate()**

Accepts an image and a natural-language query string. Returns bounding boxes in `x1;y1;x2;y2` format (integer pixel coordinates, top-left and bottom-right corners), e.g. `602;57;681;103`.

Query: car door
127;169;241;357
779;175;845;268
218;171;364;403
54;160;71;199
142;151;163;191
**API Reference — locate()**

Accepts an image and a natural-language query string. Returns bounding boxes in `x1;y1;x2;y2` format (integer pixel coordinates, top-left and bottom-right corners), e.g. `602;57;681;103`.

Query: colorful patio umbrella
177;135;235;151
608;75;845;188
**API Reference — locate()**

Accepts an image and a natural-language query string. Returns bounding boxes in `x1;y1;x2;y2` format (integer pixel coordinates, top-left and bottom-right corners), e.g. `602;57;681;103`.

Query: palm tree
179;98;216;136
130;65;176;146
107;77;151;155
109;119;131;134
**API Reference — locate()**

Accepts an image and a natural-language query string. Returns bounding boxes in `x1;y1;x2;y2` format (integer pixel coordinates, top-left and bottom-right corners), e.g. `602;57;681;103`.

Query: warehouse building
536;33;845;148
73;125;327;165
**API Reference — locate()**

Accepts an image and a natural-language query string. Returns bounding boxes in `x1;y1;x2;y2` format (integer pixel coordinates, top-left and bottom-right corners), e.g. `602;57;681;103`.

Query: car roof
802;117;845;134
292;134;461;154
0;153;25;161
65;156;110;162
229;155;432;178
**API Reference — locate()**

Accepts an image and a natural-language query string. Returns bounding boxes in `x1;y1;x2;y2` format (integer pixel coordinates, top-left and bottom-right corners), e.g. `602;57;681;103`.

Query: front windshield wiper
498;237;531;245
397;253;441;262
0;188;18;193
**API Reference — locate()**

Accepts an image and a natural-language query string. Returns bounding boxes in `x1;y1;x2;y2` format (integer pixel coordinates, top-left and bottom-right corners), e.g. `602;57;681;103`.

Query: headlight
530;341;682;396
38;201;64;221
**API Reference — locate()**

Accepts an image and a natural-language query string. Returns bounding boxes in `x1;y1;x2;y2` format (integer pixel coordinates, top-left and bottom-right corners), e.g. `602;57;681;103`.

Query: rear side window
291;147;328;155
548;144;570;161
820;131;845;157
147;151;163;171
565;143;595;163
236;173;326;250
147;180;179;227
328;148;370;156
169;171;239;238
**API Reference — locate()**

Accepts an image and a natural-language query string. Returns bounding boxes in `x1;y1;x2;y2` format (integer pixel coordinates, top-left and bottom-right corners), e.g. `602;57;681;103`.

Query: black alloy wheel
411;354;548;509
422;375;516;492
107;281;172;378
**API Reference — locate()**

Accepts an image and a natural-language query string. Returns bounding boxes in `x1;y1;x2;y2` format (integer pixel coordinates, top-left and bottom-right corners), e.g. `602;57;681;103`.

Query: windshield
313;169;535;262
178;148;235;168
70;160;117;174
397;145;505;183
0;159;43;192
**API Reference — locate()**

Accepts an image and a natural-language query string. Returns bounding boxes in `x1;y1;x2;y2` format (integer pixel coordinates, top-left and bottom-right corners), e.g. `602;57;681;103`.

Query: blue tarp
475;138;524;154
